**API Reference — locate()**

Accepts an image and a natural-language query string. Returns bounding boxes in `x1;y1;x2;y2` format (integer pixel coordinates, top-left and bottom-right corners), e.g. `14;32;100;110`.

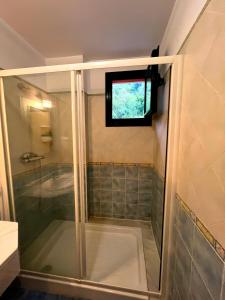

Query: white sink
0;221;20;295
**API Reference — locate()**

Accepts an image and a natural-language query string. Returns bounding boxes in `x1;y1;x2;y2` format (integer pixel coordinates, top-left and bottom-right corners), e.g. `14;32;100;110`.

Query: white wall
85;0;208;94
45;55;83;92
0;0;208;93
0;18;47;89
84;65;146;95
45;55;83;65
0;19;84;92
0;18;45;69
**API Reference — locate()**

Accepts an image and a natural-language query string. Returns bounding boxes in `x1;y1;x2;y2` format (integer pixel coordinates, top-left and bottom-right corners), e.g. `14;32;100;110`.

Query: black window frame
105;69;153;127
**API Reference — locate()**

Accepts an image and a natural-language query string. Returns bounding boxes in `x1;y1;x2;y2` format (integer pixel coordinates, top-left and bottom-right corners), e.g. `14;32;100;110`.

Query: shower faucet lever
20;152;45;163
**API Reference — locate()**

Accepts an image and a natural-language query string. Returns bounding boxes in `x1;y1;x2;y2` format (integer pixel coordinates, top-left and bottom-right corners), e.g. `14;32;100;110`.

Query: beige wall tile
177;0;225;247
86;94;154;164
192;167;225;224
208;0;225;14
212;151;225;192
183;10;224;73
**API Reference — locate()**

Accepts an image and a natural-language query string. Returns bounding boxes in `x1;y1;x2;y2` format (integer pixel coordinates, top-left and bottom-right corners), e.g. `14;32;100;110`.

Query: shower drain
41;265;53;272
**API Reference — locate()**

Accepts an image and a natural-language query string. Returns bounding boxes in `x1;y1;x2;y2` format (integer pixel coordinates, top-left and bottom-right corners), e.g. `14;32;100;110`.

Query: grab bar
20;152;45;163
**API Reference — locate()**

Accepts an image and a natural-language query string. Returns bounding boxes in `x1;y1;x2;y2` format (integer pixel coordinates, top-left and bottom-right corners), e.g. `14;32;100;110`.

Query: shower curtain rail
0;55;175;77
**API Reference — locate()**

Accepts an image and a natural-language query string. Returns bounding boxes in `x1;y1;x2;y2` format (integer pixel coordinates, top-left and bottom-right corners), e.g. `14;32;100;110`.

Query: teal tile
126;193;138;204
222;279;225;300
112;178;125;191
88;178;101;189
112;191;125;203
174;234;192;300
190;265;213;300
125;204;137;219
139;180;153;193
101;178;112;190
139;193;152;205
101;190;112;202
99;164;112;177
100;201;112;217
177;204;194;254
193;227;224;300
89;202;100;216
137;204;151;220
87;164;99;177
92;190;102;202
126;179;138;193
138;166;153;179
125;166;138;179
113;164;125;178
113;202;125;218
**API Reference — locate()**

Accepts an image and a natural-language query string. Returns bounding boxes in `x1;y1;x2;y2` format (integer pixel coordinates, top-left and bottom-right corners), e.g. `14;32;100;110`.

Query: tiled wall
14;161;165;258
87;163;153;220
152;171;164;256
168;2;225;298
86;94;155;164
151;69;169;257
169;195;225;300
13;164;74;251
177;0;225;248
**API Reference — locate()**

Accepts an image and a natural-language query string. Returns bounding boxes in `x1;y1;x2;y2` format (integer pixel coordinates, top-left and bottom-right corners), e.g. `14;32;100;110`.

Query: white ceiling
0;0;175;60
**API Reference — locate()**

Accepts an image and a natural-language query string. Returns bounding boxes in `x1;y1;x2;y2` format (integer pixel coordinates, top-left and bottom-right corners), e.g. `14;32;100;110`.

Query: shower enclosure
0;56;182;299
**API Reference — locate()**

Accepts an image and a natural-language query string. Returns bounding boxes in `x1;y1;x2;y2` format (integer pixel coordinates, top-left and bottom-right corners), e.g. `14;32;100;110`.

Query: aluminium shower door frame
0;55;183;299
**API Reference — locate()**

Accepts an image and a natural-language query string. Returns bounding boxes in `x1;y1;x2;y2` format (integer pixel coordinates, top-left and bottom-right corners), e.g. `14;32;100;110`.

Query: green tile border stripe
176;193;225;261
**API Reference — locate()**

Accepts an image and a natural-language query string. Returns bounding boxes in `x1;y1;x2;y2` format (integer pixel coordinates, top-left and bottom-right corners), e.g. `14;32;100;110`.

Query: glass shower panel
83;65;171;293
83;67;152;292
2;71;80;278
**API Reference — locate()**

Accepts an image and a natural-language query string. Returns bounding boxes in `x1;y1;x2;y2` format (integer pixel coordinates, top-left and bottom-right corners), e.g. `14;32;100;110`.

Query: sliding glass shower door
1;71;81;279
0;56;180;299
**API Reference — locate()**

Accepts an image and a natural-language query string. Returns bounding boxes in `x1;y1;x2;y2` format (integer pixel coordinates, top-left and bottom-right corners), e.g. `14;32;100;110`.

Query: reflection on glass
3;73;78;278
2;66;170;294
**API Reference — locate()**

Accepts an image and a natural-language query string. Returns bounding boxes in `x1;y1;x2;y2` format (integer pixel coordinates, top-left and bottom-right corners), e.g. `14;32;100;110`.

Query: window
105;70;153;127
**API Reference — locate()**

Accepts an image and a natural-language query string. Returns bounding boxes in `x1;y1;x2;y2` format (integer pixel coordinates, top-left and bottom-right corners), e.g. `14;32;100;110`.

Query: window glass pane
145;79;151;114
112;79;145;119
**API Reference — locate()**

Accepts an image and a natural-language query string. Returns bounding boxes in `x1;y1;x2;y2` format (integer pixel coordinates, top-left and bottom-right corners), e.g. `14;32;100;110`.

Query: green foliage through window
145;79;151;114
112;80;145;119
